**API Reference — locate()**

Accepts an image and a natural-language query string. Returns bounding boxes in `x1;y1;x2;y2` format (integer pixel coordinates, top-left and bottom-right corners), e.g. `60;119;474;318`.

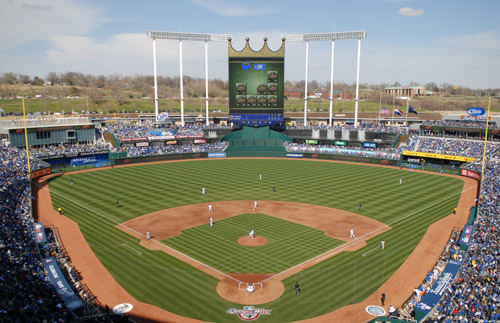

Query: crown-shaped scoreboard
228;37;286;127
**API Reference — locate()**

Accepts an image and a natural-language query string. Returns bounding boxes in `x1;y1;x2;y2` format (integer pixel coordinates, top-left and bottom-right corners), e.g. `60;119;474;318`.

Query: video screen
229;57;284;126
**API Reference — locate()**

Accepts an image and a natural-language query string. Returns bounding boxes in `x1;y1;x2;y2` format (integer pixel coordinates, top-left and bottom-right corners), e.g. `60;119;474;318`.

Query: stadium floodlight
147;31;231;42
147;31;232;126
282;31;367;42
282;30;367;127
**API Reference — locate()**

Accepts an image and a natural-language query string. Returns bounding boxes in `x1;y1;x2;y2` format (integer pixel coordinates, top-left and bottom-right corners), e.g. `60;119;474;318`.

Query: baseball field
38;158;473;322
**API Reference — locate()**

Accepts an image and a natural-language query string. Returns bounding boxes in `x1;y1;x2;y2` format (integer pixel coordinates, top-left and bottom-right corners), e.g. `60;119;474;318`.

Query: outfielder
146;230;151;240
210;217;213;226
202;187;206;195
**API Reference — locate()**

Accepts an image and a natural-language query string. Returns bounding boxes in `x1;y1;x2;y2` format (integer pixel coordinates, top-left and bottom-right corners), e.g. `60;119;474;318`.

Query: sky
1;0;499;89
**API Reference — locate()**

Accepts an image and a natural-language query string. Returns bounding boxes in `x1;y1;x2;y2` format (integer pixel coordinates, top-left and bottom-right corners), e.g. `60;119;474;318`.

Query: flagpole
405;98;409;125
392;91;395;125
480;96;491;179
378;89;382;124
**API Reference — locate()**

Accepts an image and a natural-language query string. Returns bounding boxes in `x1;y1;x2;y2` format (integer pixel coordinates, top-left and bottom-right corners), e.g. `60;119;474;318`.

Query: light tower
147;31;231;126
282;31;367;127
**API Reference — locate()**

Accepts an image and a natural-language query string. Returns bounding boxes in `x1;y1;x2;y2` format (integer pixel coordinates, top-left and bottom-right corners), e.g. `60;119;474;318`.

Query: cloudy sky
1;0;499;88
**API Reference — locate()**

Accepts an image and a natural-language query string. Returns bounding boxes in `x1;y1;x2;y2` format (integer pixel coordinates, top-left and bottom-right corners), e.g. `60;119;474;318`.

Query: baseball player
208;204;213;212
400;178;402;185
202;187;205;195
381;240;385;250
210;217;213;226
254;200;258;209
146;230;151;240
70;178;73;185
259;173;262;181
350;227;355;239
116;199;119;208
249;229;254;239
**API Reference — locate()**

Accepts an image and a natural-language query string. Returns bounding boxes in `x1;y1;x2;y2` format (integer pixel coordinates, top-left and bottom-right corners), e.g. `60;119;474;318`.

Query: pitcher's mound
238;236;267;246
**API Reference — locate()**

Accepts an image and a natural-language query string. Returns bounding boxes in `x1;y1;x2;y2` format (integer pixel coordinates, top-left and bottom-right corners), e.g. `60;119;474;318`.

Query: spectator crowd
0;144;70;322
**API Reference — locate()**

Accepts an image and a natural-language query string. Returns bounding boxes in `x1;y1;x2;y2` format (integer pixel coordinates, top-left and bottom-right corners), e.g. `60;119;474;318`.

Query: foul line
362;245;380;257
259;185;475;284
121;244;142;255
37;183;243;285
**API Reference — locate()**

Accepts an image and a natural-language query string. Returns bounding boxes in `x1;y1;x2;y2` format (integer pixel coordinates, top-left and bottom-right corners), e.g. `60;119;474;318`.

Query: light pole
147;31;231;126
282;30;367;127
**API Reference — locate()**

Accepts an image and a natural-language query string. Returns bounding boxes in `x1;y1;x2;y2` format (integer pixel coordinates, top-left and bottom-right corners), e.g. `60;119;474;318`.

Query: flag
394;107;403;116
381;106;391;116
408;105;418;114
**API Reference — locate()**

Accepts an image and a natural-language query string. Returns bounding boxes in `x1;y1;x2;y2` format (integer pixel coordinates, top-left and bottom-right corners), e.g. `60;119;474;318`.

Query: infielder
350;227;355;239
400;178;402;185
146;230;151;240
254;200;258;209
208;204;213;212
249;229;254;239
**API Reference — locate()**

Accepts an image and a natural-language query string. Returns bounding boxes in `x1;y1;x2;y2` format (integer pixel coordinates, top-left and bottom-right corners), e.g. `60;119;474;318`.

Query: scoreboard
228;37;285;127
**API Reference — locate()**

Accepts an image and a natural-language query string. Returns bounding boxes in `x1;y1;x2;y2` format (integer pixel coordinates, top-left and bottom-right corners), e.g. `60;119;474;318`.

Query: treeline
0;71;498;105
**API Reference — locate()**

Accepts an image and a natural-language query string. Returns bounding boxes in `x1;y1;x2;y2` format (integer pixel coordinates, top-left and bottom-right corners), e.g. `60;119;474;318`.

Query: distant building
384;86;430;98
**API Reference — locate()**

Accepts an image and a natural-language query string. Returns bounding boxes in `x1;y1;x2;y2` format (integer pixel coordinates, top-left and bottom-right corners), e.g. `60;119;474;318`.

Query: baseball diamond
35;158;477;322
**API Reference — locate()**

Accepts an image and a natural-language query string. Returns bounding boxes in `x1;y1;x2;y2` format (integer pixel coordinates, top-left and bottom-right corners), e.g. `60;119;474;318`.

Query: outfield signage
42;257;84;311
34;223;47;246
334;140;347;146
290;146;400;159
460;168;481;181
286;153;303;158
363;142;376;148
305;139;318;144
403;151;476;163
194;139;207;144
227;306;271;321
208;152;226;158
415;259;462;320
70;153;109;167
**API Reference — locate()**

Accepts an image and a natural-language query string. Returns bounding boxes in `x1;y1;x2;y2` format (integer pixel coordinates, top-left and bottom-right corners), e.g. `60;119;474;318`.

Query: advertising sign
415;260;462;320
334;140;347;146
305;139;318;144
363;142;377;148
208;152;226;158
42;257;84;310
467;107;485;116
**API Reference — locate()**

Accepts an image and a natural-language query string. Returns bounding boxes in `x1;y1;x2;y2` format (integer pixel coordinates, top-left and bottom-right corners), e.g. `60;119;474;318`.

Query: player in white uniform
209;204;213;212
350;227;355;238
210;217;213;226
249;229;254;239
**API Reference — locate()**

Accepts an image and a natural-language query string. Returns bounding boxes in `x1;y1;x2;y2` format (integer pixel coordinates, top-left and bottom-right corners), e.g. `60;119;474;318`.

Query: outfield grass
47;159;464;322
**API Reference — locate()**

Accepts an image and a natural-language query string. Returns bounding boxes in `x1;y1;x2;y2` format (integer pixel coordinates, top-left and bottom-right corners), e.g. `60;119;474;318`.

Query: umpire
295;282;300;295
